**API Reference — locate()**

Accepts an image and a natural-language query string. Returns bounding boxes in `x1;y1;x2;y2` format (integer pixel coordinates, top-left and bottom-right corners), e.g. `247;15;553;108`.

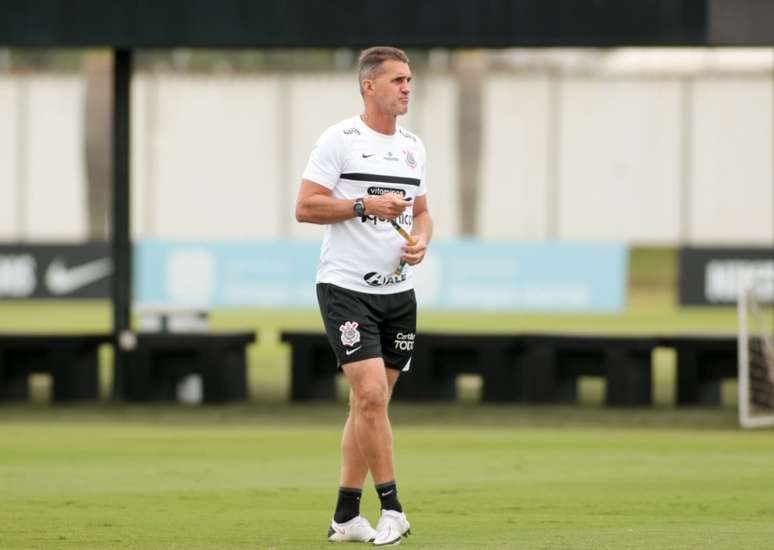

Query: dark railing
0;332;255;403
281;332;737;406
0;334;110;401
0;331;735;406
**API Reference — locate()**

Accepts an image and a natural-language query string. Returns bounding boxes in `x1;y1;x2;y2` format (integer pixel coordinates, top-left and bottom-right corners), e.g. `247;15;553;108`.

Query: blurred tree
454;50;486;236
82;51;111;241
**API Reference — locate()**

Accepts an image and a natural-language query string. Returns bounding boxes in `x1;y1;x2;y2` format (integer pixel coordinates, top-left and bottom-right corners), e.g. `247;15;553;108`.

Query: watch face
354;199;364;216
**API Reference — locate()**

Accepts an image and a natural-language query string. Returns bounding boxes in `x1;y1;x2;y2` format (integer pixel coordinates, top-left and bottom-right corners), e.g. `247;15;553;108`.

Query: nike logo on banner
345;346;362;356
362;153;375;158
45;258;112;295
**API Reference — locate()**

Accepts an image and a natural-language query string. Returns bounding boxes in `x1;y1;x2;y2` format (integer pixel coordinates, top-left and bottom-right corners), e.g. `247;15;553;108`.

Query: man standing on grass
295;46;432;546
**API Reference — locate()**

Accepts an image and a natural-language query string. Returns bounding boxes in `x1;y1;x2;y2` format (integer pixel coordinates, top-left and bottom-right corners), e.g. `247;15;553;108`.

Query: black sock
334;487;362;523
375;480;402;513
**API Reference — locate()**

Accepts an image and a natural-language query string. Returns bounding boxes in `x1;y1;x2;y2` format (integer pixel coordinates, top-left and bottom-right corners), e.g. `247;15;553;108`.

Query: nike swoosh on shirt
45;257;112;295
362;153;375;158
345;346;363;356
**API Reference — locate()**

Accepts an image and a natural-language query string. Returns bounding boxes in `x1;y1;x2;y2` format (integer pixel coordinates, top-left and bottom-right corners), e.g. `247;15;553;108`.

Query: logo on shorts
394;332;415;351
340;321;361;347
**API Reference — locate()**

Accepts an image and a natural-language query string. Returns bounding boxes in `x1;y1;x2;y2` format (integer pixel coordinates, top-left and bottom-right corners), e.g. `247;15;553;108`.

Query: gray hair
357;46;409;96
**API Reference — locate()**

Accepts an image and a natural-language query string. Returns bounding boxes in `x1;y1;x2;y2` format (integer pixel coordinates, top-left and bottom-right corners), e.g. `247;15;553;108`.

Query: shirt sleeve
301;126;344;189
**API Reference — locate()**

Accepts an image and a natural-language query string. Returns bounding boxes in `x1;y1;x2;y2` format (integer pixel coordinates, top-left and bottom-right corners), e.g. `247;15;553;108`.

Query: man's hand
401;234;428;266
364;193;412;219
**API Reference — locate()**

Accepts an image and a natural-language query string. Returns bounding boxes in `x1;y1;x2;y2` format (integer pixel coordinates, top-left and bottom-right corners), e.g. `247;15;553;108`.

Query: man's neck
360;109;397;136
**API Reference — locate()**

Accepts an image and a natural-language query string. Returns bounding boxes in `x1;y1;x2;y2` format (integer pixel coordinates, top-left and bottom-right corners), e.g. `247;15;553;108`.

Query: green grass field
1;248;772;549
2;405;773;549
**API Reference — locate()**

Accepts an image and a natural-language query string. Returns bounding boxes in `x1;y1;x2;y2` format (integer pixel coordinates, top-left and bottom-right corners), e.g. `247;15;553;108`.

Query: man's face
365;60;412;116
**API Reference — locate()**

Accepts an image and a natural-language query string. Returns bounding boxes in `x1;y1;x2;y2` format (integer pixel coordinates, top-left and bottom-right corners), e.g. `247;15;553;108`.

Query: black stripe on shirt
340;172;420;186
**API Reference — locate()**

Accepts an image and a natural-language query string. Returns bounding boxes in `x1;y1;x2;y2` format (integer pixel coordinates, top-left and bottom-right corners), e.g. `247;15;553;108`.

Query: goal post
737;276;774;428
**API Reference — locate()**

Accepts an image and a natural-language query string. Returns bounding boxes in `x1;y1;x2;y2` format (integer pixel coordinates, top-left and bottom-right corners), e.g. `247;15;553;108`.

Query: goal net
738;275;774;428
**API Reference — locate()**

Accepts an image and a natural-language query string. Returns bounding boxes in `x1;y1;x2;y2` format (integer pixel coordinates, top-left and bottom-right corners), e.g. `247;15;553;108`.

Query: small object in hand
393;260;407;276
390;220;415;275
390;219;416;245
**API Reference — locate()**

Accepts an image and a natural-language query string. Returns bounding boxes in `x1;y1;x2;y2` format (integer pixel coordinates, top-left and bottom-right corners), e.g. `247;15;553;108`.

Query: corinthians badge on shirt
403;150;417;169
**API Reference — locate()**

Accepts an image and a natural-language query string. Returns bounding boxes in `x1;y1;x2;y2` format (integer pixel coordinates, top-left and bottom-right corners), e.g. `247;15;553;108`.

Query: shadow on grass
0;401;740;431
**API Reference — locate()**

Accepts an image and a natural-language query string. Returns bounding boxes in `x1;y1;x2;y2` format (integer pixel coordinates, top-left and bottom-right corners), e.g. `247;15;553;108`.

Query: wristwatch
353;197;366;218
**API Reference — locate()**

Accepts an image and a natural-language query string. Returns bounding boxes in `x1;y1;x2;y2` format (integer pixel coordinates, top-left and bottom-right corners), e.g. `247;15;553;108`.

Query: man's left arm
401;195;433;266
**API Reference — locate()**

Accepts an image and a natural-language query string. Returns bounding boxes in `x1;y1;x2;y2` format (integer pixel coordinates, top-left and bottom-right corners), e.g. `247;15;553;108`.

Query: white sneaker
327;515;377;543
372;509;411;546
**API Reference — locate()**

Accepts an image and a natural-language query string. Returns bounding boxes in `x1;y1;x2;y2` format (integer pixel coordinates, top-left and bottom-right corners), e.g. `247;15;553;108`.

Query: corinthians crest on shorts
340;321;361;346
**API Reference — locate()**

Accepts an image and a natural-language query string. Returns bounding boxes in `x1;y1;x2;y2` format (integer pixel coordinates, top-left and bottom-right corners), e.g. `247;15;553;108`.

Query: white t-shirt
302;115;427;294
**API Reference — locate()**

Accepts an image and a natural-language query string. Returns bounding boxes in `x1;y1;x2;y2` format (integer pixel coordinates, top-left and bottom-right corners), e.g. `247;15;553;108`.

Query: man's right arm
295;180;414;225
295;180;358;224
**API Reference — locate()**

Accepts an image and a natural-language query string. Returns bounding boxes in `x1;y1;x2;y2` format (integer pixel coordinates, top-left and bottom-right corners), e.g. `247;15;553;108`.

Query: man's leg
332;404;369;530
351;366;409;546
339;367;401;489
340;393;369;488
328;359;393;542
342;358;395;484
372;367;402;505
386;367;401;395
329;359;392;542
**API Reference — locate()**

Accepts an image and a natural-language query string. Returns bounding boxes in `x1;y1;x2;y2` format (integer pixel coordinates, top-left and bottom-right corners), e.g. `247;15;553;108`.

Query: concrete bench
281;331;739;406
659;334;737;406
122;332;255;403
281;332;659;406
0;334;111;401
511;334;657;406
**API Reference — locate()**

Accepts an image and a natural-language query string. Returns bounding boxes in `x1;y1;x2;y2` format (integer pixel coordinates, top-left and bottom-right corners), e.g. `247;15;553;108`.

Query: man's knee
354;385;389;419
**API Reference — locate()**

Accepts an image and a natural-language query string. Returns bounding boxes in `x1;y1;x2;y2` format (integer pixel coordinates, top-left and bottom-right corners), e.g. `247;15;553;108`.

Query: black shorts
316;283;416;372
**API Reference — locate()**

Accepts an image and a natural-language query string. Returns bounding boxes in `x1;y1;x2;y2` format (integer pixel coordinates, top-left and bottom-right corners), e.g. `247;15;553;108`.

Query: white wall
0;77;18;237
557;78;682;243
25;77;86;240
478;73;773;244
0;70;771;245
132;75;283;238
479;76;551;238
0;76;86;241
690;78;773;245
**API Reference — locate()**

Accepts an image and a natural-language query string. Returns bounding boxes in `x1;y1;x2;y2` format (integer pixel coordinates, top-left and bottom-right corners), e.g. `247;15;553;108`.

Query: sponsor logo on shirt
361;212;412;227
367;186;406;197
363;271;408;287
343;128;360;135
384;152;399;161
